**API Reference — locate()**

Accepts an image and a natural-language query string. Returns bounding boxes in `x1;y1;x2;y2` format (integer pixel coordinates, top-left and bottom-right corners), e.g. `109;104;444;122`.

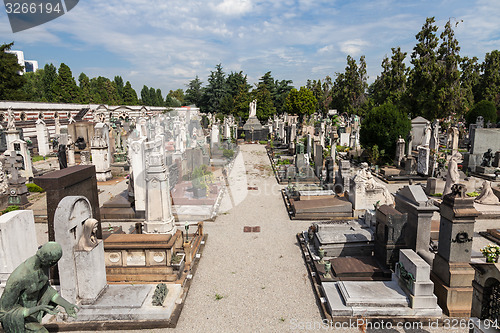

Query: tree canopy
359;103;411;161
0;42;26;100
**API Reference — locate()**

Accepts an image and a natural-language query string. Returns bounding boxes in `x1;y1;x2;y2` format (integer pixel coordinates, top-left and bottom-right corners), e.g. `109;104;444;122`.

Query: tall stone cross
3;152;23;184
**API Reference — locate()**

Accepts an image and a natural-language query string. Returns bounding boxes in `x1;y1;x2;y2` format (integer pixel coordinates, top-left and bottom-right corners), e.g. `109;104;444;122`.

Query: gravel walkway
169;144;321;332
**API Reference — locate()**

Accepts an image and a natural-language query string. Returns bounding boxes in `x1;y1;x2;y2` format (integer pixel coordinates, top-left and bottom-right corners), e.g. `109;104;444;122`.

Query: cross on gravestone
3;152;23;184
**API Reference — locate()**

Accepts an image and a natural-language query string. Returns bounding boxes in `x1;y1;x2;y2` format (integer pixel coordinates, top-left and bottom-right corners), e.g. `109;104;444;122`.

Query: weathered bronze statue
0;242;78;332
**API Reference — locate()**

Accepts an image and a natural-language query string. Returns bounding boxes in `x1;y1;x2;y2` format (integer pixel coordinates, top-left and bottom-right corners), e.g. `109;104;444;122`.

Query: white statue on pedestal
249;99;257;118
443;152;462;197
7;107;15;130
422;122;431;147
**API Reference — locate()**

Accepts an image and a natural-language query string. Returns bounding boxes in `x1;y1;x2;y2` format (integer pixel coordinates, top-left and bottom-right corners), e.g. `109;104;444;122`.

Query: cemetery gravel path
104;144;464;333
169;144;321;332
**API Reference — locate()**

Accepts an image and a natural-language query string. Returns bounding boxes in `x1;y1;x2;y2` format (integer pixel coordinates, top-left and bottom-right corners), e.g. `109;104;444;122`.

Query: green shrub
2;206;19;214
27;183;44;192
259;140;268;145
465;100;497;126
223;149;234;159
191;165;212;190
32;155;45;162
360;103;411;161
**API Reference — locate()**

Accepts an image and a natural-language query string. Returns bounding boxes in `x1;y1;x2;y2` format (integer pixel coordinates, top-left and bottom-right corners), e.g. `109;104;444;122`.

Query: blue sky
1;0;499;96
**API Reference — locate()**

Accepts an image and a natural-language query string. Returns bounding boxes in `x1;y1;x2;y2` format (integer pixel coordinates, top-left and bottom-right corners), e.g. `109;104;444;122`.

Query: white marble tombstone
90;123;112;181
67;135;76;166
54;116;61;135
129;137;147;216
143;143;175;234
138;117;148;138
54;196;107;304
8;139;33;179
36;118;50;156
0;211;37;291
210;123;220;148
340;132;350;147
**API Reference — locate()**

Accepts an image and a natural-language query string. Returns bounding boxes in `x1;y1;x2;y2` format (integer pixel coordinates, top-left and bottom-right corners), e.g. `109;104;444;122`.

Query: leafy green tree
122;81;138;105
165;92;182;107
220;71;251;115
78;72;92;103
42;63;57;102
89;76;120;105
436;19;463;118
256;72;293;114
254;84;276;121
460;56;480;113
103;78;121;105
52;63;80;103
359;103;411;161
226;71;250;97
155;88;163;106
465;100;497;125
201;64;227;113
185;76;203;106
232;83;252;120
274;79;294;114
114;76;124;102
406;17;440;120
477;50;500;110
0;42;26;100
22;70;45;101
285;87;317;121
369;47;407;107
169;89;184;106
331;55;368;115
140;85;150;105
149;87;158;106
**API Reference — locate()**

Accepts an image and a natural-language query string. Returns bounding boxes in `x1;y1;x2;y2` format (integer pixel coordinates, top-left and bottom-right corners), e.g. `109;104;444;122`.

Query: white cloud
214;0;252;16
318;45;334;54
340;39;369;56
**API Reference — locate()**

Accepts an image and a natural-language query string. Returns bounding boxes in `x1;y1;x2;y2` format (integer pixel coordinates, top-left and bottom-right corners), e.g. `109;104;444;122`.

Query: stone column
143;149;175;234
129;138;146;218
67;136;76;166
395;136;405;168
90;138;112;182
431;184;480;317
394;185;438;255
451;127;459;155
36;119;50;156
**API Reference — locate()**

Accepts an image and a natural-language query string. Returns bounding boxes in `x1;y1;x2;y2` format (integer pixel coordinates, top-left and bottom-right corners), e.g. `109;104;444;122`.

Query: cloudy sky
1;0;499;95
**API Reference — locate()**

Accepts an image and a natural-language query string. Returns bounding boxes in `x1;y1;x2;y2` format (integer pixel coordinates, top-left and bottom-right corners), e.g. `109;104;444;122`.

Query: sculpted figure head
36;242;63;267
77;218;99;251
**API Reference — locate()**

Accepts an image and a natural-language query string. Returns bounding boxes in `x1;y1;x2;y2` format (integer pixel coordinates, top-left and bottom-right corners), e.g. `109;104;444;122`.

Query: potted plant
480;244;500;263
191;165;212;198
171;252;185;270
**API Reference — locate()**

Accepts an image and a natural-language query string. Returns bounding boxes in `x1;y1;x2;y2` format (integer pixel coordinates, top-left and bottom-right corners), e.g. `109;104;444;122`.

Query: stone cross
3;151;22;184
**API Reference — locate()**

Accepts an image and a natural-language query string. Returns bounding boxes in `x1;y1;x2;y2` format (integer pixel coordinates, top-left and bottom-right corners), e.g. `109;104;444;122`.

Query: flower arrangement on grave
191;165;213;197
480;244;500;263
